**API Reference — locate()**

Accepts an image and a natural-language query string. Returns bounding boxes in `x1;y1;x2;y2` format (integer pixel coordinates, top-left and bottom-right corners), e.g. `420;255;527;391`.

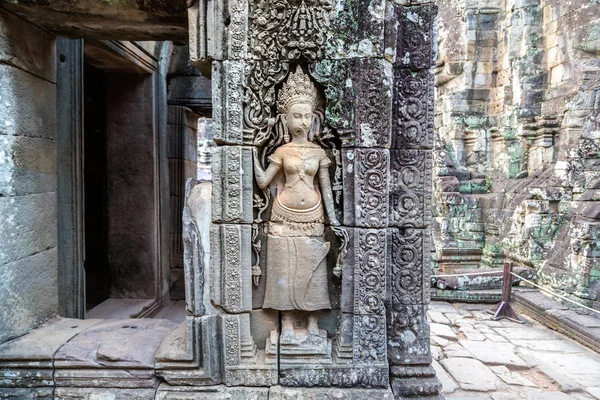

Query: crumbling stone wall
434;0;600;308
0;10;59;342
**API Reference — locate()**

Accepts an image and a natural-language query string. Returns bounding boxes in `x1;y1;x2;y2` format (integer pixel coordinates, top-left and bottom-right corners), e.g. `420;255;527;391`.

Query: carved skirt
262;199;332;311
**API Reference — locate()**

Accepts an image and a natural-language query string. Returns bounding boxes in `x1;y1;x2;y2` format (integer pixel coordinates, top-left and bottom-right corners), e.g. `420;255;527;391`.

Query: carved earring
280;115;290;143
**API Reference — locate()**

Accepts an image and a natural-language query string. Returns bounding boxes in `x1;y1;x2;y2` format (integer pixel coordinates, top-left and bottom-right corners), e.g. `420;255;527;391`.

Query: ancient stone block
0;64;57;140
211;61;246;145
189;0;248;62
353;59;393;148
341;228;391;315
155;315;222;386
326;0;386;59
212;146;253;224
269;385;394;399
392;68;434;150
310;59;355;135
278;364;389;388
0;248;58;344
248;2;330;62
222;313;278;386
342;148;390;228
395;4;438;70
390;228;431;308
156;384;269;400
334;313;388;365
387;304;431;366
211;224;253;313
389;150;433;228
183;180;213;316
390;364;442;399
311;59;392;147
0;9;56;82
54;388;156;399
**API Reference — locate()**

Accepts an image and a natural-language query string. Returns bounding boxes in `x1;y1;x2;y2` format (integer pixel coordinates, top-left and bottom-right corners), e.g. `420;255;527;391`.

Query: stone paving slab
460;340;529;368
429;301;600;400
440;358;499;391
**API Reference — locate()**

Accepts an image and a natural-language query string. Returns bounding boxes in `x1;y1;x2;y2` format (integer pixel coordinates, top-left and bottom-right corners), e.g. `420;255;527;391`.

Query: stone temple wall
433;0;600;308
0;9;59;343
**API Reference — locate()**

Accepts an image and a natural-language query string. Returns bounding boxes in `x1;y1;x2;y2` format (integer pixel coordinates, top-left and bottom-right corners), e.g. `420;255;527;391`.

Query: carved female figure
254;68;340;341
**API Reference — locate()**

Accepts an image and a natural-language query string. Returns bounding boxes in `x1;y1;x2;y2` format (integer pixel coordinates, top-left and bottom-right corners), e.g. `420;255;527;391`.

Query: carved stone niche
180;0;440;398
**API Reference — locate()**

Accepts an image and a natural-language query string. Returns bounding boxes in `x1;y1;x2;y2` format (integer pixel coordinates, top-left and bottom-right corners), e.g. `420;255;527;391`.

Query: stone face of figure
253;68;339;341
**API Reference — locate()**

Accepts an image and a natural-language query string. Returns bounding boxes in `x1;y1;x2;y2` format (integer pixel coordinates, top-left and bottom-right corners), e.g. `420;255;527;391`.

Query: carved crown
277;68;318;114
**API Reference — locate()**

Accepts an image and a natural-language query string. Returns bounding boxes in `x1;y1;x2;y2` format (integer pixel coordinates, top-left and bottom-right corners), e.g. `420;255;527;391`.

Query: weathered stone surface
211;146;253;223
0;135;57;197
54;387;156;399
1;0;188;41
54;319;177;370
0;64;57;140
0;9;56;82
0;248;58;344
490;366;536;387
156;384;269;400
155;315;222;386
441;358;499;391
432;359;458;394
392;68;434;150
460;340;529;368
430;323;457;341
390;150;433;228
342;148;390;228
341;228;390;315
390;228;430;308
269;385;394;399
210;223;253;313
387;305;431;365
211;62;246;145
0;317;99;363
394;4;437;70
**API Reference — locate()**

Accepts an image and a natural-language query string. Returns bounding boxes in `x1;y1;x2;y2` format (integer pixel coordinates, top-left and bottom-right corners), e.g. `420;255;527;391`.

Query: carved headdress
277;68;318;114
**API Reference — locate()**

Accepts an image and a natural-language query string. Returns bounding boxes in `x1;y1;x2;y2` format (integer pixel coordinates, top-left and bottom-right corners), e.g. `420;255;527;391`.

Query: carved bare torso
270;143;330;210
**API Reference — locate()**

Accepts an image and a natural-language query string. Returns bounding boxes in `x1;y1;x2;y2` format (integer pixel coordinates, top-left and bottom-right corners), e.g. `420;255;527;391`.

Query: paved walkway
429;301;600;400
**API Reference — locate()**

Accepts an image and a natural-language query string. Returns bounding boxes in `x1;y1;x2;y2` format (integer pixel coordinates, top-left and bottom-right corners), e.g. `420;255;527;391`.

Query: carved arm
253;148;281;189
318;166;341;226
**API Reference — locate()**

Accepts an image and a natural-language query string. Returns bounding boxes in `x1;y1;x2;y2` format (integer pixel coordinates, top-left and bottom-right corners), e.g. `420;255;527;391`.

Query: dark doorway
83;63;110;311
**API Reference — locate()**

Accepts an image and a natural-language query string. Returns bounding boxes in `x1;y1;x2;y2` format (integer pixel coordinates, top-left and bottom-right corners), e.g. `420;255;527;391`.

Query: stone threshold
86;298;158;319
514;289;600;354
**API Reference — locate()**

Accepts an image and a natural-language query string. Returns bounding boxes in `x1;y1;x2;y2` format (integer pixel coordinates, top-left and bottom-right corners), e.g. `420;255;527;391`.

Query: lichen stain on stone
360;123;377;147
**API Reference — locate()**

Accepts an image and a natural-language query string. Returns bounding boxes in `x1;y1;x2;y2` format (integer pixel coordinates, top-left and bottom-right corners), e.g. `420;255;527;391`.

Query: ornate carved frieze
212;146;253;224
390;150;433;228
395;4;437;70
388;228;431;365
222;313;278;386
311;59;392;147
353;59;393;148
342;149;390;228
212;61;246;145
248;0;334;61
341;228;390;315
387;305;431;366
392;67;434;150
279;365;389;388
211;224;252;313
390;228;430;308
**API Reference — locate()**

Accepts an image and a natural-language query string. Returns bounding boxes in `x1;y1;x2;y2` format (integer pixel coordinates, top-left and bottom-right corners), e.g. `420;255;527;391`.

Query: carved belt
271;197;324;223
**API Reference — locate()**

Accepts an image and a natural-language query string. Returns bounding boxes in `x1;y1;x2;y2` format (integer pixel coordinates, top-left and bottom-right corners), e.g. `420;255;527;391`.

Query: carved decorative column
186;0;441;397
